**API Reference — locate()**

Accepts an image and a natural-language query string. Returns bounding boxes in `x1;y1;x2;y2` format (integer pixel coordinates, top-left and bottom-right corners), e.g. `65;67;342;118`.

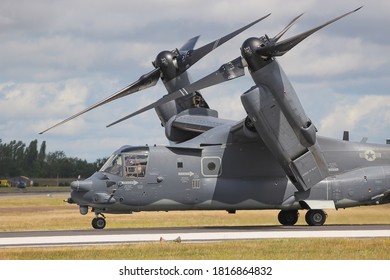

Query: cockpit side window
124;152;149;178
100;154;123;176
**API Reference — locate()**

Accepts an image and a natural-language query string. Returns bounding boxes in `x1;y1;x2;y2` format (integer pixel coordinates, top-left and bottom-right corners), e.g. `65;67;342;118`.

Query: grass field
0;192;389;259
2;238;390;260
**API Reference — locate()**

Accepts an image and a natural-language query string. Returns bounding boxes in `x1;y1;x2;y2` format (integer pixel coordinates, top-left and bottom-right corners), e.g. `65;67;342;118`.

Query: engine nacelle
154;50;178;82
155;99;178;127
241;37;272;72
241;85;328;192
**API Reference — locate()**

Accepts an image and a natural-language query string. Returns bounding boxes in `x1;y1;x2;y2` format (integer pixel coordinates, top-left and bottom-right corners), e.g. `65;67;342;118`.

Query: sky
1;0;390;162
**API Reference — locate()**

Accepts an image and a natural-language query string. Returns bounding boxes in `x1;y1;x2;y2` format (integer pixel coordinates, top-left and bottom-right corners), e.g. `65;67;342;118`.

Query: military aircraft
41;7;390;230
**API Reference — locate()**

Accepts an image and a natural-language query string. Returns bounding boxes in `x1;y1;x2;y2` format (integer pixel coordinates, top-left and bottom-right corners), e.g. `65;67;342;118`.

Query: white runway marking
1;227;390;247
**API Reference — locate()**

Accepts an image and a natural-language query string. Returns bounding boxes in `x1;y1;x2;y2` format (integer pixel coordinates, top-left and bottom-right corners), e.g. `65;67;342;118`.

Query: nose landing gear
92;213;106;229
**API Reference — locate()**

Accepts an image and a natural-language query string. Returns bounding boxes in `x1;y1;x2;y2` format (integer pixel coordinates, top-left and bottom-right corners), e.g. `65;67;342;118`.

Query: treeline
0;139;106;178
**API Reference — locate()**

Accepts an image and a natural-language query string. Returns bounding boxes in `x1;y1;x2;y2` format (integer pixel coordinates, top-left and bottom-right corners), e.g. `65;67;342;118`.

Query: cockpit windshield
100;148;149;178
100;154;123;176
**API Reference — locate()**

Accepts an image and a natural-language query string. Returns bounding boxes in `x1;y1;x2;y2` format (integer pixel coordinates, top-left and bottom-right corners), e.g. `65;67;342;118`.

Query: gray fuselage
70;130;390;214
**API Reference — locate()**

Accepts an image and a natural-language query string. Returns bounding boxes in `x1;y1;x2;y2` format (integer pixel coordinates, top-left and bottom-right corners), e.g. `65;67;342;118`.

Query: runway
1;224;390;247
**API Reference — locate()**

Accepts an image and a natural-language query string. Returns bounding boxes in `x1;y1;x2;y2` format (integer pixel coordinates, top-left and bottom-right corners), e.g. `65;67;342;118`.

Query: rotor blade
40;15;270;134
39;68;160;134
273;13;304;42
258;6;362;57
179;35;200;53
185;13;271;67
107;57;246;128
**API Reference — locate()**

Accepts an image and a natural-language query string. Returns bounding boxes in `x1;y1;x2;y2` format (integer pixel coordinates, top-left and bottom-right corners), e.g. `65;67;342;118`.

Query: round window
207;162;216;171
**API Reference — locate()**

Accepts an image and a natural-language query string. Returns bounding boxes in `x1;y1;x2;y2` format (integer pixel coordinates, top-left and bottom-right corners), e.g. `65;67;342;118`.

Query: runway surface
1;224;390;247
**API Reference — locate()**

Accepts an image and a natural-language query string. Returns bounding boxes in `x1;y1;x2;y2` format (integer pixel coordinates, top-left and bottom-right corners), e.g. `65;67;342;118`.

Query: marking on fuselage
118;180;139;186
178;171;194;177
180;177;189;184
359;150;381;162
192;179;200;189
328;162;339;172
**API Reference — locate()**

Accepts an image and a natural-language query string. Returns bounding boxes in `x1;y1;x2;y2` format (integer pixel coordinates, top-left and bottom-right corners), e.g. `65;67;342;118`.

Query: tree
38;141;46;163
0;139;100;179
24;140;39;176
0;139;25;177
46;151;66;178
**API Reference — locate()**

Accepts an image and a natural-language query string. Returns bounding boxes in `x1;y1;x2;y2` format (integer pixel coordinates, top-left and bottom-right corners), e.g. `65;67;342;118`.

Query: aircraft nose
70;180;93;192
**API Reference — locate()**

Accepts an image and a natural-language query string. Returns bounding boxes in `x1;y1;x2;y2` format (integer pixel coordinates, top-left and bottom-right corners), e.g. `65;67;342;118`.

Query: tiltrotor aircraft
41;7;390;229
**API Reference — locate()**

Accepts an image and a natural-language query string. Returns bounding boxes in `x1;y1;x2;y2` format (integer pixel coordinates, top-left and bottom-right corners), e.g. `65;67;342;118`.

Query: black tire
305;209;327;226
92;217;106;229
278;210;299;225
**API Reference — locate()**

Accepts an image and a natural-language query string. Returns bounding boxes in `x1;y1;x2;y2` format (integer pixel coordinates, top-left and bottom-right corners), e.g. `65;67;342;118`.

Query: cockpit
100;146;149;178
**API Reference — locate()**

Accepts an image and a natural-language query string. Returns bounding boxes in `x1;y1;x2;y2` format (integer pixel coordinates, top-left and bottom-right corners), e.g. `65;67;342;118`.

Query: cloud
319;95;390;142
282;35;390;80
0;80;90;137
0;80;87;115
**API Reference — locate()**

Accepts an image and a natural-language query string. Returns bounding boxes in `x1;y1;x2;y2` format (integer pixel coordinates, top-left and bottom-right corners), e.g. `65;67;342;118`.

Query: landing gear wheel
278;210;299;226
305;209;327;226
92;217;106;229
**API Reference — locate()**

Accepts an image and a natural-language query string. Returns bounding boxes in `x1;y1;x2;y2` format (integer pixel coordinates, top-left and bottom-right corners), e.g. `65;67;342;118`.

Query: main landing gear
305;209;327;226
278;210;299;226
278;209;327;226
92;213;106;229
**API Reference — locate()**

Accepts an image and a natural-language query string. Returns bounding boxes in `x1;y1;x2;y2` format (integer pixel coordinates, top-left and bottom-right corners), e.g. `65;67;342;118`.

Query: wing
164;107;236;142
171;114;235;134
